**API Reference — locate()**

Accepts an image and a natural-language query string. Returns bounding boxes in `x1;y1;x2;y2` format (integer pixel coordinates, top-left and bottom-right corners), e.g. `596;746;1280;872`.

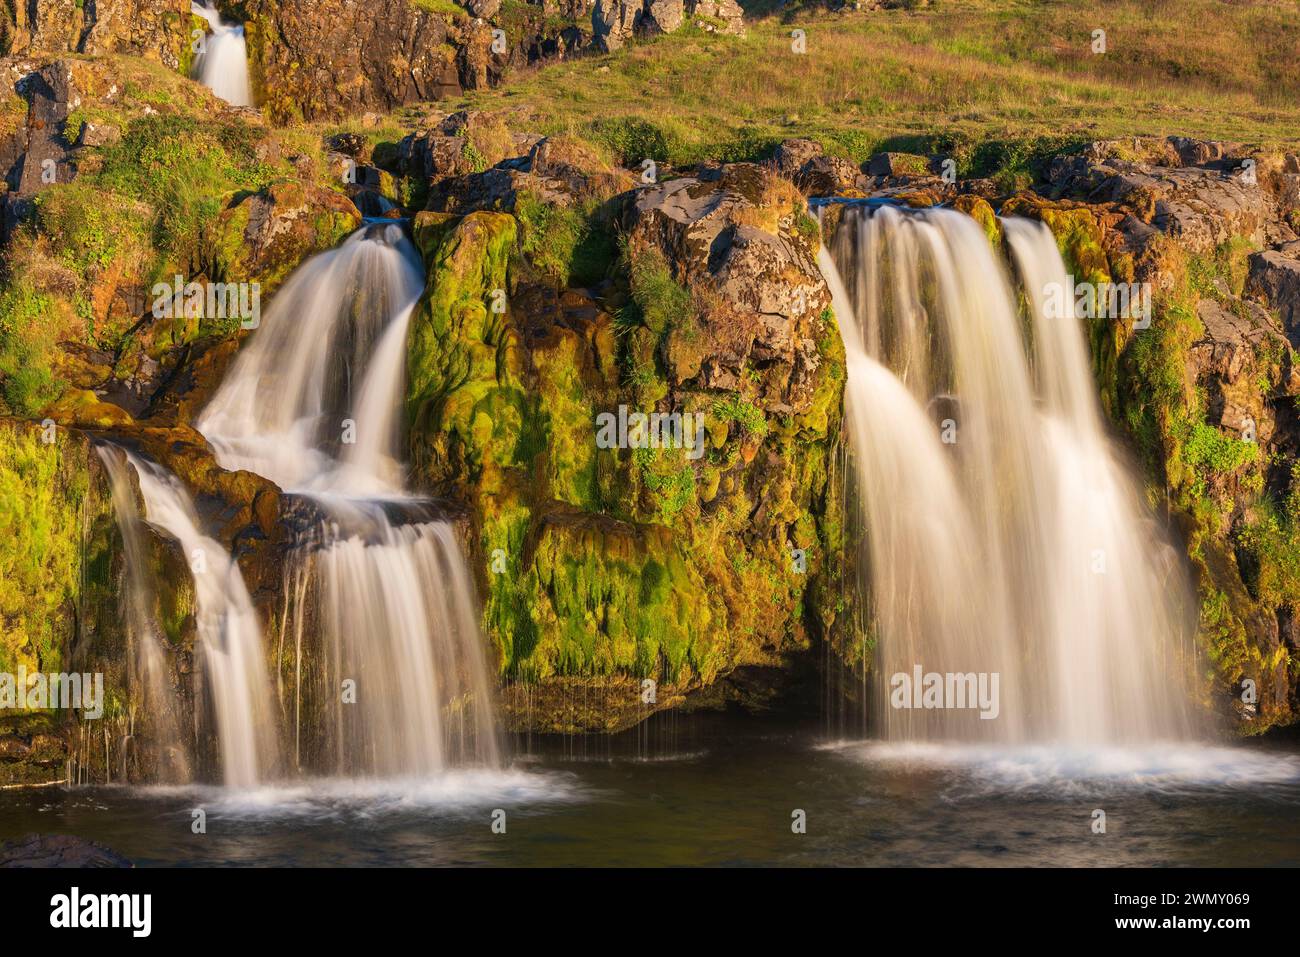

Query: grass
450;0;1300;169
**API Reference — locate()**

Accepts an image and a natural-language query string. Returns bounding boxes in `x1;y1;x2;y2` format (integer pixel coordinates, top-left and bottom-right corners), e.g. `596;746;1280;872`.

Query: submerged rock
0;833;132;868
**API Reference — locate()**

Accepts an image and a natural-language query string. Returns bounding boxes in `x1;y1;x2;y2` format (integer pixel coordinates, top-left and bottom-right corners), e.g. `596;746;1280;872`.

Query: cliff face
402;157;847;732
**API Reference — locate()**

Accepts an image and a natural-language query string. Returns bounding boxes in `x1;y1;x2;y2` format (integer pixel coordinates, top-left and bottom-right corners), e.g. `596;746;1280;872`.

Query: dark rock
1246;250;1300;343
0;834;133;868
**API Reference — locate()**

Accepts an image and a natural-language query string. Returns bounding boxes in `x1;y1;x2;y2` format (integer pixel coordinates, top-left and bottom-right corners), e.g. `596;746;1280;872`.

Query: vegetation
454;0;1300;176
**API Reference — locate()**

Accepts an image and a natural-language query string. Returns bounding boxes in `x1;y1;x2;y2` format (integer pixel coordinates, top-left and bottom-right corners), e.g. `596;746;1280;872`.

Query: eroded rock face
245;0;481;122
404;157;845;732
627;164;829;408
1246;250;1300;342
3;0;193;68
1048;136;1298;256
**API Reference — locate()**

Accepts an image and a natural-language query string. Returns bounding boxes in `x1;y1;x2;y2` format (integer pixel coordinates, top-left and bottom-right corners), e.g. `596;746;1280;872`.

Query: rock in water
0;834;133;868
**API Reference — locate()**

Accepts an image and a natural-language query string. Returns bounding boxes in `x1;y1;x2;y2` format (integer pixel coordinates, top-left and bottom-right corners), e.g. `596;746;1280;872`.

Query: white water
96;446;192;784
197;222;501;776
118;451;279;787
191;2;252;107
820;204;1201;746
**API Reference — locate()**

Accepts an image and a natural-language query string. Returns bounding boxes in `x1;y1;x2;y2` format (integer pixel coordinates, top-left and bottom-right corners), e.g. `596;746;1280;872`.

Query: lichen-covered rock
245;0;477;123
627;163;830;407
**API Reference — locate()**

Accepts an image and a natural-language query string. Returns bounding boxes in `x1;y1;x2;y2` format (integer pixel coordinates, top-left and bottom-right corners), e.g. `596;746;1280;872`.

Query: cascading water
191;2;253;107
197;222;501;776
97;446;192;784
103;448;280;787
820;203;1202;746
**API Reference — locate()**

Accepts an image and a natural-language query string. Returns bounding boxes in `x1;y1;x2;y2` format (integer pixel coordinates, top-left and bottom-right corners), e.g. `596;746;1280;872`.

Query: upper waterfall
191;2;253;107
820;203;1203;745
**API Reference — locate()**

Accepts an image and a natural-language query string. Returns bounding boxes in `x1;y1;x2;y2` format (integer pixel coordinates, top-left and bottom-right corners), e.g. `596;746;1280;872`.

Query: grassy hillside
447;0;1300;173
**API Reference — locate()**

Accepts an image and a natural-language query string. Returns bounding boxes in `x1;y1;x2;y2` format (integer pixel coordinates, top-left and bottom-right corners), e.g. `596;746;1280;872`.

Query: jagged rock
1047;137;1288;255
0;834;132;868
773;139;862;195
592;0;643;51
1190;298;1283;383
466;0;503;17
1246;250;1300;343
212;181;361;295
628;163;829;408
5;0;194;70
245;0;481;122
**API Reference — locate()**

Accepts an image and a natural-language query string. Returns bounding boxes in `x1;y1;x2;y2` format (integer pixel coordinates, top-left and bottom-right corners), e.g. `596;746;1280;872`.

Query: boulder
1245;250;1300;344
628;163;829;408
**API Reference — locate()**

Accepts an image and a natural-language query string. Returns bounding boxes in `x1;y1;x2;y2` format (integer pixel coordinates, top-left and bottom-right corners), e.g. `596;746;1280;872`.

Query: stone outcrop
1;0;195;70
1246;250;1300;342
593;0;743;53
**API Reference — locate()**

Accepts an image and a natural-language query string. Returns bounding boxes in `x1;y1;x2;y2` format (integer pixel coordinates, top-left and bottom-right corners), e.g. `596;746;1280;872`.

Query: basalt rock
2;0;194;69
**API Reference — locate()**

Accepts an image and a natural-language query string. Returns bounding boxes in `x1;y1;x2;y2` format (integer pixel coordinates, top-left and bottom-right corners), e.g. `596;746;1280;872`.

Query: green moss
515;191;616;288
0;422;89;677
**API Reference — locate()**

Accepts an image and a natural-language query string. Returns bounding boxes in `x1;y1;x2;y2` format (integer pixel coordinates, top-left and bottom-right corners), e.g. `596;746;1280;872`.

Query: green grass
451;0;1300;169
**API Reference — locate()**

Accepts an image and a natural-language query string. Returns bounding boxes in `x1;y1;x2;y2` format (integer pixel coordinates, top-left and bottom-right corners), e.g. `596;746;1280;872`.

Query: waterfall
191;2;253;107
196;222;501;776
106;449;280;787
96;445;192;784
820;204;1201;745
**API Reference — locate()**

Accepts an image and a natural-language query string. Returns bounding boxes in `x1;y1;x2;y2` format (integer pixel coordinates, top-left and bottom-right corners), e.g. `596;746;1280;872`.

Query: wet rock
0;834;132;868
